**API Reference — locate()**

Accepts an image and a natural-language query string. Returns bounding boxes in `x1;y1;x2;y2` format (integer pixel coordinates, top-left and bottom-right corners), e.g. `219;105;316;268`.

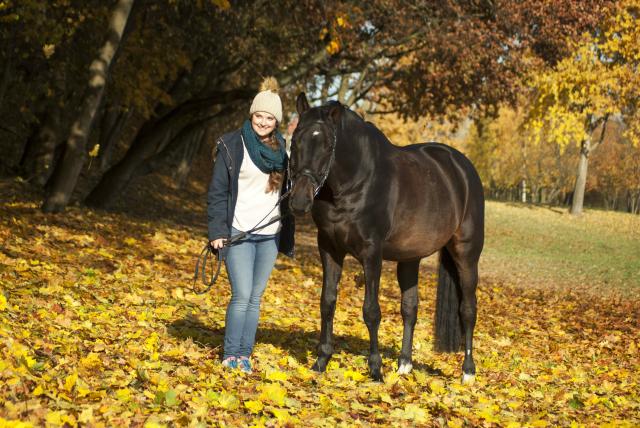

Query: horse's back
399;142;475;170
392;141;482;192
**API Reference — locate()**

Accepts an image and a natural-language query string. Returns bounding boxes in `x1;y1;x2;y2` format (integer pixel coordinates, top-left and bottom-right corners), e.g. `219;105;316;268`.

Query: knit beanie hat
250;77;283;123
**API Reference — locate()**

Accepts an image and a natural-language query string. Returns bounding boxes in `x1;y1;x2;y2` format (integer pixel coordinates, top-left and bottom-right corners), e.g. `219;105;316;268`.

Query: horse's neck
338;118;391;160
327;121;387;195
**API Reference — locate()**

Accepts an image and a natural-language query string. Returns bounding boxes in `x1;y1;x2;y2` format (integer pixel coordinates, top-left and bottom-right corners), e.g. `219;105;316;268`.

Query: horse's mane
319;101;393;147
320;101;364;123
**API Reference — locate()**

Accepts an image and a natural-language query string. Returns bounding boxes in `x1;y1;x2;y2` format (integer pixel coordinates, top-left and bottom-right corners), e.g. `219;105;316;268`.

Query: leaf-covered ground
1;179;639;427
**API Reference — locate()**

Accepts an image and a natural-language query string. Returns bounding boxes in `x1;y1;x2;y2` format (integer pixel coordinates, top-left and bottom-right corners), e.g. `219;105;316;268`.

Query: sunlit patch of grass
482;201;640;296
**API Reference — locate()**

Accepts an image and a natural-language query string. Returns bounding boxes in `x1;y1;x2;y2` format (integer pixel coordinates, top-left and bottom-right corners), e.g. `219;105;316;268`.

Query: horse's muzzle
288;178;314;216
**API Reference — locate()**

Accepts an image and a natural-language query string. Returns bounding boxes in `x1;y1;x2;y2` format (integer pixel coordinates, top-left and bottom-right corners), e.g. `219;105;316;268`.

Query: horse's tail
434;246;463;352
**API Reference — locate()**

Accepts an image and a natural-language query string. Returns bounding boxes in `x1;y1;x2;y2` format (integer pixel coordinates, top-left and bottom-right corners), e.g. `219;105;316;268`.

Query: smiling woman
206;77;295;374
251;112;277;136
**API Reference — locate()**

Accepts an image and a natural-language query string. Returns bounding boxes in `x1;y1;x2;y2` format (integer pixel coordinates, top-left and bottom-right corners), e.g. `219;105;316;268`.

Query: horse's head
288;93;343;216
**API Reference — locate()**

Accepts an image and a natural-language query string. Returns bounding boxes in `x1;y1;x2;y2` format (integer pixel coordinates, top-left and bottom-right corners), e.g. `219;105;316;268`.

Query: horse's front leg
362;251;384;381
312;239;345;373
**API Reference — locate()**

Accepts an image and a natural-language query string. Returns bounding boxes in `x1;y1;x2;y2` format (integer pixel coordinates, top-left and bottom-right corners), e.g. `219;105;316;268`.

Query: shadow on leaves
167;315;448;378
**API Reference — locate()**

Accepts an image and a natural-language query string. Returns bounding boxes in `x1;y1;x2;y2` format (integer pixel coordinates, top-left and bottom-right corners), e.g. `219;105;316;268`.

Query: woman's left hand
210;238;227;249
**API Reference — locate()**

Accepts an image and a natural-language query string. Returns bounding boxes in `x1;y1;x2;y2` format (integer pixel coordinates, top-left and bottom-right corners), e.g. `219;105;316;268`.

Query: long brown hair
263;131;284;193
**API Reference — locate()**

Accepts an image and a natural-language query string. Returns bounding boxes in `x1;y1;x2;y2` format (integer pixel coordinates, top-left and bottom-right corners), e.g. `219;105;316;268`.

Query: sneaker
221;356;237;369
238;357;252;374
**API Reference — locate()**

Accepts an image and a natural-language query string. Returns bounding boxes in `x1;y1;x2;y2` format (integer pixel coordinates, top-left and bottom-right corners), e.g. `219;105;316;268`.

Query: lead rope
191;244;222;295
191;189;292;295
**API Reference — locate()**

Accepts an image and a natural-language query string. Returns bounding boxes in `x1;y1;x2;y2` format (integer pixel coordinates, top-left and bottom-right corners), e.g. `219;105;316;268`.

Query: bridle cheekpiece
290;120;338;198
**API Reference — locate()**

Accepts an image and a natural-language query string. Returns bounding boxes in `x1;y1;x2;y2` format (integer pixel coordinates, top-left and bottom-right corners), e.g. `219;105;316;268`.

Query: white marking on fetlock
397;362;413;375
461;373;476;385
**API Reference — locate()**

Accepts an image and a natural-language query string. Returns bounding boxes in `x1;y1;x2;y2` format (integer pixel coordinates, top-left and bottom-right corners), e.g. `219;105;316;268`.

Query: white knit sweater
232;140;281;235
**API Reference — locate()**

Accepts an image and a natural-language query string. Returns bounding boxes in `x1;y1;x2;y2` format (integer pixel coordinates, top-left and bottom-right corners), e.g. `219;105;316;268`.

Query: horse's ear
328;103;343;124
296;93;310;114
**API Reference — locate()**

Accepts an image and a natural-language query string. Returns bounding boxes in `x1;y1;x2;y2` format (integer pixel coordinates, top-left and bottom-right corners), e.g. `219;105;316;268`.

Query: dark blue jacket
207;129;295;257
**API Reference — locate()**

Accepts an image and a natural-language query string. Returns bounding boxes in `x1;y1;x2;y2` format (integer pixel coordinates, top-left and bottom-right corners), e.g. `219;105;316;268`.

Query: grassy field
480;201;640;296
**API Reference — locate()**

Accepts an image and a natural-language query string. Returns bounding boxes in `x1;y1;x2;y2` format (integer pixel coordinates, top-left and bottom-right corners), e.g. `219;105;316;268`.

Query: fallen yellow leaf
343;370;366;382
244;400;264;413
266;369;289;382
259;383;287;406
64;372;78;393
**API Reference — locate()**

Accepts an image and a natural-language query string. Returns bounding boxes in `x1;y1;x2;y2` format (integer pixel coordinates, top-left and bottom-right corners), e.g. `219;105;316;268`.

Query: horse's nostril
288;195;312;216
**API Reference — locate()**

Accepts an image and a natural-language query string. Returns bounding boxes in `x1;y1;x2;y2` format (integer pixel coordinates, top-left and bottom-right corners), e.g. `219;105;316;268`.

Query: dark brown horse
288;93;484;383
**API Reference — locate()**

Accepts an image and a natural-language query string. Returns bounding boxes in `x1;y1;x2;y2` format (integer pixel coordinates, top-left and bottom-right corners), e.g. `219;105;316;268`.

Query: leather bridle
290;121;338;198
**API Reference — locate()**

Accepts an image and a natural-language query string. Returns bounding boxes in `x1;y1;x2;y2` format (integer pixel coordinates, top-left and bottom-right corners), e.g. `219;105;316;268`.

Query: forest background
0;0;639;215
1;1;639;427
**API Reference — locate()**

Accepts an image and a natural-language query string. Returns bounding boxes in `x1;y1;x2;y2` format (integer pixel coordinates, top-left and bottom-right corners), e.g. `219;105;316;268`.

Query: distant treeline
2;0;632;216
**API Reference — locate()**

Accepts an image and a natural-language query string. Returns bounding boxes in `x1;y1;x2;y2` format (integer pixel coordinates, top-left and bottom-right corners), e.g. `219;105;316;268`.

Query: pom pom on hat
260;76;279;93
250;76;283;123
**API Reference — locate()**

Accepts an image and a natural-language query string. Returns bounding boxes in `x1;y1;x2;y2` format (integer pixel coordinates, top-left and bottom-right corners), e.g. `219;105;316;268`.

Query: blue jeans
223;227;278;359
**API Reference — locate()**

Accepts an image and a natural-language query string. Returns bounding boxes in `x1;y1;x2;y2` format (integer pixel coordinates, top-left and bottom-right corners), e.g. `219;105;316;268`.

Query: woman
207;77;295;373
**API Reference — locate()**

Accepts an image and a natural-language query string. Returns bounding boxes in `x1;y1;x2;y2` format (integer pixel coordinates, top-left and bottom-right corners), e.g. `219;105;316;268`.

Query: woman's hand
210;238;227;249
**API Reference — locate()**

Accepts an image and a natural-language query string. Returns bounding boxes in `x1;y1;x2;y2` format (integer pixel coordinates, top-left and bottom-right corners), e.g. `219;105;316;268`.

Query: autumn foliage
370;1;640;212
0;0;619;213
1;179;639;427
1;1;639;424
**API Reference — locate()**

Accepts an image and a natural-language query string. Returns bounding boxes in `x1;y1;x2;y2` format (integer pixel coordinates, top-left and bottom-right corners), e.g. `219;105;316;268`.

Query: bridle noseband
290;121;338;198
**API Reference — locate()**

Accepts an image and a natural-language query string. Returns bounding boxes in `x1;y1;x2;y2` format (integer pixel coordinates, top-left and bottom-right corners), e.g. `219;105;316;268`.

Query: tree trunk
173;128;206;189
85;96;241;208
531;184;539;204
569;137;590;216
0;49;12;109
320;74;331;102
98;106;133;172
84;122;172;208
84;110;195;208
19;109;62;186
138;121;205;177
628;190;640;214
337;75;350;104
42;0;135;213
570;115;609;216
604;189;618;211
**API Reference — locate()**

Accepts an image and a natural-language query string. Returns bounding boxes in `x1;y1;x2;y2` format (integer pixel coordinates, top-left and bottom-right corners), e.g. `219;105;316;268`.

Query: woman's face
251;112;277;139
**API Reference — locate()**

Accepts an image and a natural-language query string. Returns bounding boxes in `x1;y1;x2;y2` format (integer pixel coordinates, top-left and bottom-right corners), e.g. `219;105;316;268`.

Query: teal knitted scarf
241;120;286;173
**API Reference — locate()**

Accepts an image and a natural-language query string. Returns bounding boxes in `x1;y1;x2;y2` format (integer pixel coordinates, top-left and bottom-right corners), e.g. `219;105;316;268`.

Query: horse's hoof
397;362;413;375
370;369;384;382
311;360;327;373
461;373;475;385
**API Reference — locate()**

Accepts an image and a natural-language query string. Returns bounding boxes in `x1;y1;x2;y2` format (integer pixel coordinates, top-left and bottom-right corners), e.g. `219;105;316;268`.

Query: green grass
480;201;640;296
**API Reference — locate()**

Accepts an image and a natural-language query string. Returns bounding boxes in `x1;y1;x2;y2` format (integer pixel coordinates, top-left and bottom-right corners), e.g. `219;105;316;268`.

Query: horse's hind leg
458;261;478;384
448;240;480;384
397;259;420;374
312;237;345;373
